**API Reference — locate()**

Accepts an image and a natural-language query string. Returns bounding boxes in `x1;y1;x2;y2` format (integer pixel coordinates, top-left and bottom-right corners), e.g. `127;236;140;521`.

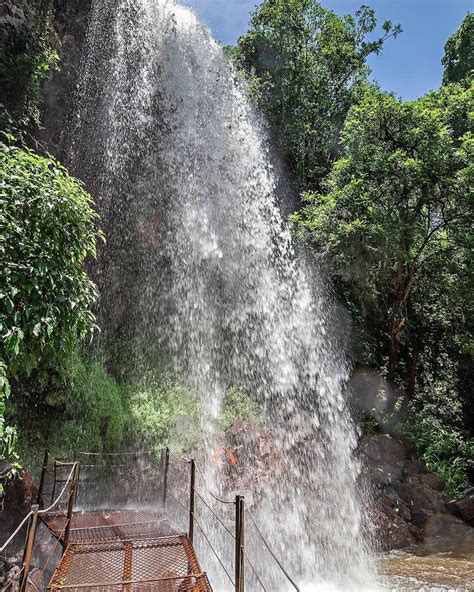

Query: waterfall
69;0;375;588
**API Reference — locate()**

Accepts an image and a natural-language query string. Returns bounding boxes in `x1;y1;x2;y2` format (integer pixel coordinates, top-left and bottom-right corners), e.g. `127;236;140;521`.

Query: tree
442;13;473;85
0;139;102;464
292;88;472;409
231;0;401;188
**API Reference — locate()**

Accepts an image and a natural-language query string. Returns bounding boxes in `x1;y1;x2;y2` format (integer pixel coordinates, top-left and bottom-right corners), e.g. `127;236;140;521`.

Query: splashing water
68;0;375;588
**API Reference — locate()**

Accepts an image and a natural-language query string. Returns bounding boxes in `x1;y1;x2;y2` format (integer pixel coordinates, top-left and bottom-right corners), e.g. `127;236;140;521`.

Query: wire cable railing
1;458;79;592
165;448;301;592
245;501;301;592
1;448;301;592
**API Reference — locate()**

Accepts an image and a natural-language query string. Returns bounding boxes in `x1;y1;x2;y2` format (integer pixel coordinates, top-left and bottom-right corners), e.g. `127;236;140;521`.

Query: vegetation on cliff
230;4;473;497
0;140;101;473
0;0;472;503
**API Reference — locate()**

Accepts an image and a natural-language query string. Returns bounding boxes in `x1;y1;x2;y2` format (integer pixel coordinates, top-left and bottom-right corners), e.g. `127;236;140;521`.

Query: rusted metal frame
69;532;184;547
122;541;133;592
18;504;39;592
36;449;49;508
51;459;57;503
62;463;80;552
70;535;185;552
38;512;67;541
181;534;202;574
49;573;205;589
196;573;213;592
162;447;170;508
188;459;196;544
235;495;245;592
103;513;128;541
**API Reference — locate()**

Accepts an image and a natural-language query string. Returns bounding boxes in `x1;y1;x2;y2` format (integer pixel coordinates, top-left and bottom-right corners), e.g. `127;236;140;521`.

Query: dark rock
448;494;474;524
360;433;408;465
360;433;409;486
369;493;421;551
359;431;453;551
417;513;474;560
404;459;428;477
417;473;445;491
466;460;474;484
2;470;37;535
395;482;445;528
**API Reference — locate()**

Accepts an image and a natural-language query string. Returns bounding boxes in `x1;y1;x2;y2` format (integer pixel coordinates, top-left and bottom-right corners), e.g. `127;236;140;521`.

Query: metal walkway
42;510;211;591
1;450;300;592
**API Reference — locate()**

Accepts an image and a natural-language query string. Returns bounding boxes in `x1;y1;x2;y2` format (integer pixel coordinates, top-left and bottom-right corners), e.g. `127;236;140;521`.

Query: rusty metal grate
48;536;212;591
41;511;176;544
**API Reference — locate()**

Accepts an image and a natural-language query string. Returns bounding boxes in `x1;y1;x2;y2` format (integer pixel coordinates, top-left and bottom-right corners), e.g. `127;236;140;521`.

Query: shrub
127;373;200;452
0;21;58;132
0;140;101;463
218;388;261;432
45;352;127;454
397;409;473;499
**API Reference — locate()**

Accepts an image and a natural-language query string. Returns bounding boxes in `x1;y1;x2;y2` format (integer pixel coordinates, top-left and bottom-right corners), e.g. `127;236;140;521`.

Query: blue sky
183;0;472;100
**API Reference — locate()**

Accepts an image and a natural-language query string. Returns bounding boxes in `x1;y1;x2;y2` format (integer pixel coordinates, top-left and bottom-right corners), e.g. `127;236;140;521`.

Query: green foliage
218;388;261;432
397;410;473;499
442;13;473;85
231;0;400;187
0;23;58;132
127;373;200;452
292;88;472;401
0;140;102;465
0;141;101;380
44;351;127;453
12;351;128;466
0;361;20;493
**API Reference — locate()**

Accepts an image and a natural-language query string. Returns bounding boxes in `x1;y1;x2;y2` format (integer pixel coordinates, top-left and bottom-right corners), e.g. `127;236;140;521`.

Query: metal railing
164;448;300;592
1;458;80;591
1;447;300;592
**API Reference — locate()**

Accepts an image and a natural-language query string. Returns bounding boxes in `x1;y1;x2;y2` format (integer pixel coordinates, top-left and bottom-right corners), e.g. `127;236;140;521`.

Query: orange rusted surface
45;511;212;591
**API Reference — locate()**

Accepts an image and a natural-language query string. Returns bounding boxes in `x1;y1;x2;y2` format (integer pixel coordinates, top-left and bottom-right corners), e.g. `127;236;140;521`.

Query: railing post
188;459;196;544
235;495;245;592
19;504;39;592
162;447;170;509
36;449;49;508
62;463;79;553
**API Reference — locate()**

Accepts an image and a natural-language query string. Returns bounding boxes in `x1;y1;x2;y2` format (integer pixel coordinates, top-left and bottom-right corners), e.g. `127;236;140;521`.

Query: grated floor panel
44;512;212;591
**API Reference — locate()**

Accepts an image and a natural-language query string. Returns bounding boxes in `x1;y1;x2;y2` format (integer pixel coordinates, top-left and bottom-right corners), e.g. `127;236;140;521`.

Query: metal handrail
0;511;33;553
245;502;300;592
0;461;77;552
39;463;77;514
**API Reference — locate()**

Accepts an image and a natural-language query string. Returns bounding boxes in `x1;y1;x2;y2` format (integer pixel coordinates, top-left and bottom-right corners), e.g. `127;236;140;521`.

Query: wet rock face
448;491;474;525
2;470;37;518
360;433;451;551
420;513;474;560
0;0;40;31
0;0;93;156
38;0;93;157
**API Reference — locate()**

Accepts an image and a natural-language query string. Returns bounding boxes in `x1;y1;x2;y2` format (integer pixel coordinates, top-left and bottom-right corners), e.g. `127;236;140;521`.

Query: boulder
404;459;428;477
1;470;37;535
418;513;474;560
360;433;409;486
448;494;474;525
417;473;445;491
360;433;408;466
359;432;453;551
369;492;422;551
394;482;445;528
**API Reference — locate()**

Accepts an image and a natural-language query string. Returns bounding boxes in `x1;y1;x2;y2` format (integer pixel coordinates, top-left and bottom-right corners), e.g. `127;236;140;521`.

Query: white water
70;0;375;588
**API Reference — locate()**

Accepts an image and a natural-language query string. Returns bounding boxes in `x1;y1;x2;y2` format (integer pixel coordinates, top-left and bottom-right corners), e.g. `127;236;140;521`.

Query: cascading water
68;0;376;589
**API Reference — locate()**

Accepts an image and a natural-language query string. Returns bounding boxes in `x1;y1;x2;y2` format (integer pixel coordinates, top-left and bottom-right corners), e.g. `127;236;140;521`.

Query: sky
183;0;472;100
